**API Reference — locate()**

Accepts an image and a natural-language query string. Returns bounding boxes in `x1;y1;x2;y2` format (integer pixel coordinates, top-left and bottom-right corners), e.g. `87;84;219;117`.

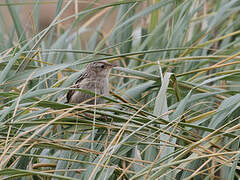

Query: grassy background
0;0;240;179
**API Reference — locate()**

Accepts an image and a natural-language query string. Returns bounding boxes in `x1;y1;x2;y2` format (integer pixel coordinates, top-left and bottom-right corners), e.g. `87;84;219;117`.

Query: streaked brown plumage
66;61;115;104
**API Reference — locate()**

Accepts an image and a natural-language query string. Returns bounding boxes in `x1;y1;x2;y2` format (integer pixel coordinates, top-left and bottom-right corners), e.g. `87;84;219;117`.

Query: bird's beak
106;63;117;69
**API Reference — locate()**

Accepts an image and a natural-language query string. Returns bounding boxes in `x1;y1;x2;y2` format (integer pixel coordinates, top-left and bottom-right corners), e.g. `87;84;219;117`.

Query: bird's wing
66;72;88;103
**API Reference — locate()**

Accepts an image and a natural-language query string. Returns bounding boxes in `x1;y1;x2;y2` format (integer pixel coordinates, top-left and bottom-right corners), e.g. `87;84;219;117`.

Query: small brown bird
66;61;115;104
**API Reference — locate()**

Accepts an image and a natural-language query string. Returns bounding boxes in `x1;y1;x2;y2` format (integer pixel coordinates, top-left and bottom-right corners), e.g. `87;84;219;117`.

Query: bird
66;61;115;104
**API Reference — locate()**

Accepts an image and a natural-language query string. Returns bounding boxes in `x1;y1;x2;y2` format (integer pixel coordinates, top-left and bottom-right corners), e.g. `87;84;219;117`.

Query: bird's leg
103;115;112;150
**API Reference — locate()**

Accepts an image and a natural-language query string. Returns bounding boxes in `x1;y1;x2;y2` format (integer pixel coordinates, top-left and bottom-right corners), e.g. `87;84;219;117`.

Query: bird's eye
101;64;105;68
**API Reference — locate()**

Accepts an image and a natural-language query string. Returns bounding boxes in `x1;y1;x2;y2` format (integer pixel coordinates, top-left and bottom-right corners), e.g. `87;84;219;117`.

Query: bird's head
86;61;116;77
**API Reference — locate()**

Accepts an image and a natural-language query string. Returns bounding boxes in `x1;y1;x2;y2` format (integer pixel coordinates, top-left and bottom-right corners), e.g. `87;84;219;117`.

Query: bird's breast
80;77;109;95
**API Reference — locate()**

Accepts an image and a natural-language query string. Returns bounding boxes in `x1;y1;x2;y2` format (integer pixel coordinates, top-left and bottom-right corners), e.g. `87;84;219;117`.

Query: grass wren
66;61;115;104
